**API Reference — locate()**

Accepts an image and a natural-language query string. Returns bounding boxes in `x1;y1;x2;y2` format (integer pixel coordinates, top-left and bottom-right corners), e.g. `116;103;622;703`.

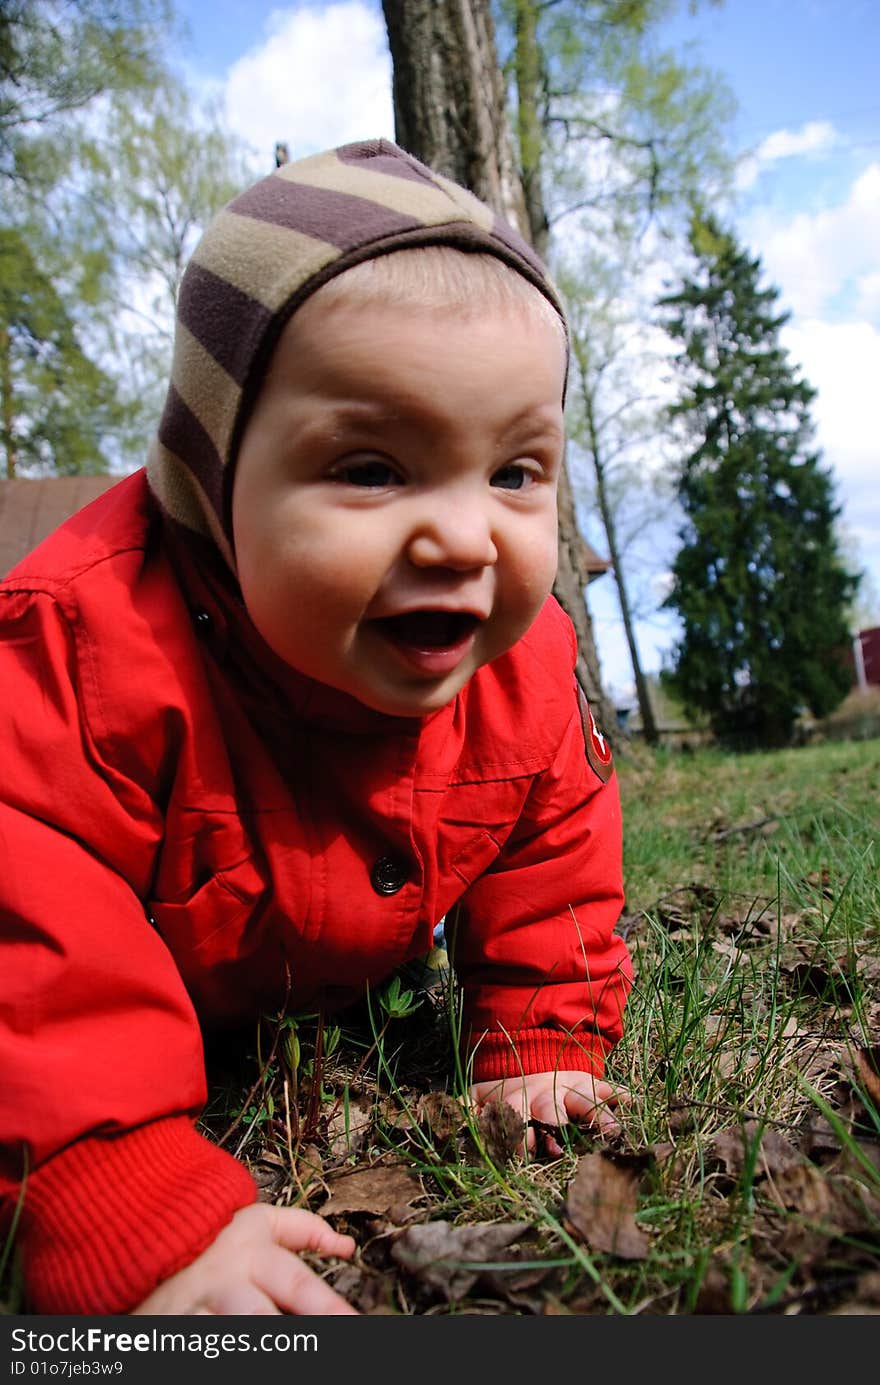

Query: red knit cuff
466;1027;609;1084
19;1117;257;1314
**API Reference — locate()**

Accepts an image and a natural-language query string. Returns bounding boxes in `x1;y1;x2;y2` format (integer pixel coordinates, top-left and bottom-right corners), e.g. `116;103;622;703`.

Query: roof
856;626;880;686
0;475;126;576
0;472;610;582
580;540;610;582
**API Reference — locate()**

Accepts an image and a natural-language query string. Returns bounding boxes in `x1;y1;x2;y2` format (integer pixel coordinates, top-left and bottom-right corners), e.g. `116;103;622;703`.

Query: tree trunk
581;378;659;743
382;0;528;236
0;324;15;478
511;0;549;260
381;0;618;740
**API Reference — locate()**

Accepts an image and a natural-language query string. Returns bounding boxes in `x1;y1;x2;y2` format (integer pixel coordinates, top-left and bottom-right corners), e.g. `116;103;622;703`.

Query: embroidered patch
577;686;614;783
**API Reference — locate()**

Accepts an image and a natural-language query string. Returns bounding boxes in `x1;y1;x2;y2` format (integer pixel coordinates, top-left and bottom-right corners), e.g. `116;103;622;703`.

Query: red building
0;475;122;576
854;627;880;688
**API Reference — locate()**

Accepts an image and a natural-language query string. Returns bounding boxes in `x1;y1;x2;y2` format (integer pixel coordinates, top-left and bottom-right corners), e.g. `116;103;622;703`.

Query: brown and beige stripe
146;137;564;573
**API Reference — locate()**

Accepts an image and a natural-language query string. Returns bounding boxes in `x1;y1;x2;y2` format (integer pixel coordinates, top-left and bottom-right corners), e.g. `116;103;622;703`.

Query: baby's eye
337;459;400;488
491;463;530;491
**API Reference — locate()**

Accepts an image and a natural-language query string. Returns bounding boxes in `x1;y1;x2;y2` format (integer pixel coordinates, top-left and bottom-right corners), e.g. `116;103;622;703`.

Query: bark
382;0;528;235
381;0;618;741
512;0;549;260
0;324;15;478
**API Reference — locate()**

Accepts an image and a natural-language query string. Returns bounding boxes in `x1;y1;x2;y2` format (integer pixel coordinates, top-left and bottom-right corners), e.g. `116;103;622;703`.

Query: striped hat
146;137;565;572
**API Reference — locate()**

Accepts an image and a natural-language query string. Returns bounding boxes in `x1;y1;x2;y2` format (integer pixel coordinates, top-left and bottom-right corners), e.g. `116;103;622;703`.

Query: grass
3;736;879;1315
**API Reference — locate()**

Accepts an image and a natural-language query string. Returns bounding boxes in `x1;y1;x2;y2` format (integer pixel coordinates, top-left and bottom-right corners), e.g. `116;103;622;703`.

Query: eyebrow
318;398;564;442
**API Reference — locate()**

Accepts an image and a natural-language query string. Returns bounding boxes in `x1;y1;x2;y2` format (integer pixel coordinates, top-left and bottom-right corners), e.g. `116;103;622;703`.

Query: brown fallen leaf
416;1091;467;1145
854;1043;880;1109
480;1259;559;1312
251;1157;287;1204
666;1097;699;1134
391;1220;534;1300
766;1161;834;1221
321;1161;426;1223
324;1261;400;1315
294;1141;325;1198
647;1140;680;1175
707;1122;804;1181
477;1099;526;1164
802;1114;843;1163
781;953;857;1004
562;1152;649;1260
326;1098;372;1158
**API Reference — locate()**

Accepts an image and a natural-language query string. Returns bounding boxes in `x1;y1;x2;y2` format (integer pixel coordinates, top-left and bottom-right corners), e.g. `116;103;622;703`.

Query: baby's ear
576;685;614;783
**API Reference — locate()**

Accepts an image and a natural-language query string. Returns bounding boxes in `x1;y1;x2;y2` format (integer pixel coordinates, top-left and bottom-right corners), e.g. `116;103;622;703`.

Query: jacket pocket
147;856;270;1018
449;830;503;888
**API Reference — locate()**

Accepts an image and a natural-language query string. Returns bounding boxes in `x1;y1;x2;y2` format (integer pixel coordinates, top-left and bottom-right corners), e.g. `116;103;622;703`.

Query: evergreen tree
659;214;858;748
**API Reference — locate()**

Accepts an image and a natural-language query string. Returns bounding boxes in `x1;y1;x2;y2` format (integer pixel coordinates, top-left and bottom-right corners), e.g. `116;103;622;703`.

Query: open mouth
373;610;480;650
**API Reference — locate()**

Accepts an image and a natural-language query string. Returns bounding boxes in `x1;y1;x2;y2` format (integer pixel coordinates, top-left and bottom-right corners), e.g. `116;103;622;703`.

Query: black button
370;856;408;895
194;609;213;637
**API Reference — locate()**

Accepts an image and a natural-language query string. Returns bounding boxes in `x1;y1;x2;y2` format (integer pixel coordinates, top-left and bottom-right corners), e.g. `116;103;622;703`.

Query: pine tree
659;214;858;748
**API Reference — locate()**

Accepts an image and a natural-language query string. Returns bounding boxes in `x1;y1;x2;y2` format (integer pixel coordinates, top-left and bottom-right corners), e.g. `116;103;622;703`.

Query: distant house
0;474;125;577
854;627;880;688
579;541;610;584
1;473;613;582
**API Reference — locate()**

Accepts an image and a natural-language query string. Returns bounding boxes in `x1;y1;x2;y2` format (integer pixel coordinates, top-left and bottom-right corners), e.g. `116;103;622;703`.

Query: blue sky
171;0;880;701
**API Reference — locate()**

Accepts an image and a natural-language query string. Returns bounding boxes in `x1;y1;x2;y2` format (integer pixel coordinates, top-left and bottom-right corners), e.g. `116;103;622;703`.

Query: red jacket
0;470;630;1314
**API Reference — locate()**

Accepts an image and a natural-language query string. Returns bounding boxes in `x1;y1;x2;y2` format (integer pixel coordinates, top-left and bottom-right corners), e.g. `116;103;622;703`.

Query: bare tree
570;333;660;743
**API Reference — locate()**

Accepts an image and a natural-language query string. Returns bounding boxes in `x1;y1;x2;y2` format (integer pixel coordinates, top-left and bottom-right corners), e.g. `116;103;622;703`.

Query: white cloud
856;270;880;319
735;120;838;190
223;2;394;168
745;163;880;318
781;318;880;588
756;120;838;164
742;172;880;595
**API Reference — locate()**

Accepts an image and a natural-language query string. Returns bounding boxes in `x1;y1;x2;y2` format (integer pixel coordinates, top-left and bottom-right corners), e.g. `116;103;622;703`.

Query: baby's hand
469;1070;627;1155
132;1204;358;1315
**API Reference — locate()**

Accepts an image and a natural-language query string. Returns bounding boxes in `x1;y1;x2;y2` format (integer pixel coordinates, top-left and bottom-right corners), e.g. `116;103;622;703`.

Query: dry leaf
326;1099;372;1158
294;1142;325;1196
391;1220;533;1300
767;1162;834;1220
326;1261;398;1315
563;1152;649;1260
477;1099;526;1164
416;1092;467;1144
854;1044;880;1108
321;1161;426;1223
708;1122;803;1181
666;1097;699;1134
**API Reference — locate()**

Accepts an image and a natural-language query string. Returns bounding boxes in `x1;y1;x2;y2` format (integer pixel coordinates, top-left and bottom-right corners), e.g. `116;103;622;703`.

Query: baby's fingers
527;1077;630;1148
257;1245;359;1316
269;1206;357;1261
554;1078;630;1134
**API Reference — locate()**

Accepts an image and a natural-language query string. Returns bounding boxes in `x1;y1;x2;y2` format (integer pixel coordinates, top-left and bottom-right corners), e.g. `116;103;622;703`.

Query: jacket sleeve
451;627;632;1084
0;587;256;1314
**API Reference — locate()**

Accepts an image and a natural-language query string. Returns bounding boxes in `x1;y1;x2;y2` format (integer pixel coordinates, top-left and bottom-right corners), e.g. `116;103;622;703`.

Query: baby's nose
406;504;498;571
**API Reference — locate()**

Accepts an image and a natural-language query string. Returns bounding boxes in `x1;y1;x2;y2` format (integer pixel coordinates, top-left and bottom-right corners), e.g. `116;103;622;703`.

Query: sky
171;0;880;704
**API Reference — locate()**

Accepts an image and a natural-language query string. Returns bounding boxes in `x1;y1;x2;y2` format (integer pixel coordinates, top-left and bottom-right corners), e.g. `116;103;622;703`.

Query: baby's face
231;289;566;717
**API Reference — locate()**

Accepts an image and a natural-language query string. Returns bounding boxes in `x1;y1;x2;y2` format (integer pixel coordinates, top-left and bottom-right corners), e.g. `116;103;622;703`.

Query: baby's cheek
523;529;559;602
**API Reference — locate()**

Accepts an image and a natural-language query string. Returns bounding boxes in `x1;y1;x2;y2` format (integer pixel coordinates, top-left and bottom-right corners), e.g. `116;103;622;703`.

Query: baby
0;138;632;1315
